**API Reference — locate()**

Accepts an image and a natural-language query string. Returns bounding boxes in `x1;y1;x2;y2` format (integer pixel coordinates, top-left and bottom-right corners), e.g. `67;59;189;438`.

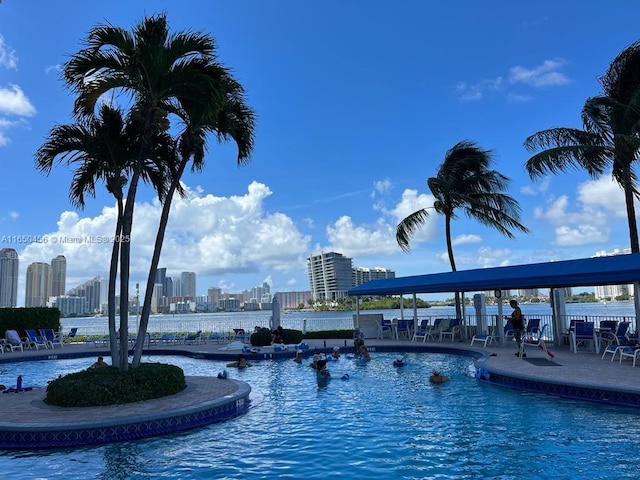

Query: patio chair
570;321;595;353
525;318;541;336
233;329;250;343
25;329;49;350
503;319;515;343
395;319;414;340
440;318;462;342
598;321;628;352
40;328;64;348
412;319;430;342
425;318;445;342
377;318;394;340
618;345;640;366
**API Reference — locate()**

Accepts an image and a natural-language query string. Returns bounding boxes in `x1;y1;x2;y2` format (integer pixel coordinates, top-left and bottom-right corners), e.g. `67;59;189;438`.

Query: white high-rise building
0;248;19;307
307;251;353;301
593;248;634;299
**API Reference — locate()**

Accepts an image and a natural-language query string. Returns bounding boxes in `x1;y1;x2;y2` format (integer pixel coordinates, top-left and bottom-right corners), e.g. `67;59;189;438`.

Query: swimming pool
1;352;640;479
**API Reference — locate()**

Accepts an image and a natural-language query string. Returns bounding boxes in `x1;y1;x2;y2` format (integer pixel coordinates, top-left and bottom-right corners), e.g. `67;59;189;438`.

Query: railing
60;314;637;344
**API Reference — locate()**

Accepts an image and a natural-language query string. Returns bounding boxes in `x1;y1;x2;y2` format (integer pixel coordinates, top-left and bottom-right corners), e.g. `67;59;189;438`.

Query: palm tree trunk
444;215;462;319
621;173;640;335
108;199;124;363
118;171;141;372
132;159;189;367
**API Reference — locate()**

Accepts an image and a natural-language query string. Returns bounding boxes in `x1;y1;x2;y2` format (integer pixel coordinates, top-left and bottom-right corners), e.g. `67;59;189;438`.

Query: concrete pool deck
1;337;640;448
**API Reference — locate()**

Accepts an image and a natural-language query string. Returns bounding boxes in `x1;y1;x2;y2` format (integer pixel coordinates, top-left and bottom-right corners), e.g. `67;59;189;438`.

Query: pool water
1;352;640;479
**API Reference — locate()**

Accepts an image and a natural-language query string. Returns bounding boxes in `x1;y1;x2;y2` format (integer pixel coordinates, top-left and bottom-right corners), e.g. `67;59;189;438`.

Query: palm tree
62;13;226;371
396;140;529;317
524;40;640;332
34;104;170;364
131;71;255;367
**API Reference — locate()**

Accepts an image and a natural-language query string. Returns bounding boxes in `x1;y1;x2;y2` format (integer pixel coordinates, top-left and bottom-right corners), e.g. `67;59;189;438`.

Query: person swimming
429;370;449;383
392;354;405;367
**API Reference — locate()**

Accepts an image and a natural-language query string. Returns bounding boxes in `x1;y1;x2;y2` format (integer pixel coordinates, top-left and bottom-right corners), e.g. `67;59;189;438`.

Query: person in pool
227;354;252;368
293;350;304;364
331;346;341;359
316;359;330;377
393;355;405;367
429;370;449;384
358;345;371;361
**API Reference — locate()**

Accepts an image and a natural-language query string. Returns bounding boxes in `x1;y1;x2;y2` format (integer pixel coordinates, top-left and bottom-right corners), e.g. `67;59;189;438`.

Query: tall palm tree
34;104;170;365
62;14;225;371
396;140;529;317
524;40;640;332
131;75;255;366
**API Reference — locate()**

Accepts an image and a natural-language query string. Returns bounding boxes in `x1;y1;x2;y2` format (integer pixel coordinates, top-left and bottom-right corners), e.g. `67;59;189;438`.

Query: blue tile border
0;379;251;450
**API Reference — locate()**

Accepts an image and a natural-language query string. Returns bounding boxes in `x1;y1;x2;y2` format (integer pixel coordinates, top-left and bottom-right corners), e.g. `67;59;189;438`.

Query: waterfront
60;301;638;337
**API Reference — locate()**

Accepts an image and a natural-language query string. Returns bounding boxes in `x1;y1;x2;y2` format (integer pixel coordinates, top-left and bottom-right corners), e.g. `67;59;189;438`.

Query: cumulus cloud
452;234;482;246
457;58;569;101
16;181;311;301
532;176;629;246
325;215;398;256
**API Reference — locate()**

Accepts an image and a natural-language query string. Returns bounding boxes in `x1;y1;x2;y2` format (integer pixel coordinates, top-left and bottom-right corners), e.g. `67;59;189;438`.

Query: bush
303;329;354;339
44;362;186;407
251;328;303;346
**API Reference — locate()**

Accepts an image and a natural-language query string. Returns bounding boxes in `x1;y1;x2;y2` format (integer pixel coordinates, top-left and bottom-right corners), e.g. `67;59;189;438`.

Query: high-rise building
156;267;167;295
276;290;312;310
307;251;353;301
51;255;67;297
25;262;51;307
181;272;196;299
67;276;102;314
172;276;182;297
207;287;222;303
0;248;19;307
352;266;395;287
593;248;633;299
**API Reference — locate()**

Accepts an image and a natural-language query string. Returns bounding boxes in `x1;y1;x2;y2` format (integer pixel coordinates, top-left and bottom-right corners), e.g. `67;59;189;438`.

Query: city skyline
1;2;640;303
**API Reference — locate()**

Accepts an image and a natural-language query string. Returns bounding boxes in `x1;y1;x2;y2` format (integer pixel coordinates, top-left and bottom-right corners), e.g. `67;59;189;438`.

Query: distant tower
25;262;51;307
51;255;67;297
181;272;196;299
0;248;19;307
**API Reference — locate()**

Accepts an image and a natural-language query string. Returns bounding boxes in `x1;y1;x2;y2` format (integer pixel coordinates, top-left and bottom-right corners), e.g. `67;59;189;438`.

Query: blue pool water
1;352;640;479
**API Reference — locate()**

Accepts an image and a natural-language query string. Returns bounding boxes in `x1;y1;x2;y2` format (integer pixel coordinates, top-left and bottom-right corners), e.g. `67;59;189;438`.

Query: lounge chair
40;328;64;348
63;327;79;344
470;324;497;347
525;318;541;336
4;330;26;352
25;329;49;350
522;324;554;360
184;330;203;345
503;319;515;343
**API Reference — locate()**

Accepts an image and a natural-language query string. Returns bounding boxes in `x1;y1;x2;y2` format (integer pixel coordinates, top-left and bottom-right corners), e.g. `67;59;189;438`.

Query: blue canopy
348;253;640;296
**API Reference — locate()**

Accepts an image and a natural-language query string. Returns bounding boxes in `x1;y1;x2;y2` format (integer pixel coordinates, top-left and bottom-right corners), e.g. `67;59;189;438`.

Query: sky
1;0;640;305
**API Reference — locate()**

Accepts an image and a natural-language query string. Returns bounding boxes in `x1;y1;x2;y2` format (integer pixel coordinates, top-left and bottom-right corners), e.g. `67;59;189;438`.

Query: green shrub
303;329;354;339
251;328;303;346
44;362;186;407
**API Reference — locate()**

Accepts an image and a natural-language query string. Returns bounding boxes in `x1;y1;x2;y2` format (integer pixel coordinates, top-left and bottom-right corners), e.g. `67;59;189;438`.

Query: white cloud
325;215;398;256
508;59;570;87
0;35;17;69
0;84;36;116
457;59;569;101
452;234;482;246
16;181;312;301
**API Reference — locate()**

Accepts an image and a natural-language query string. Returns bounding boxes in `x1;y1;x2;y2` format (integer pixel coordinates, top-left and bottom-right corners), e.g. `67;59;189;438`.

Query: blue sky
1;0;640;304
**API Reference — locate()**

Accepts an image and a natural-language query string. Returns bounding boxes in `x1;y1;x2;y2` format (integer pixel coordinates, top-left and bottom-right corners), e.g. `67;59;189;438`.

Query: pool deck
1;337;640;448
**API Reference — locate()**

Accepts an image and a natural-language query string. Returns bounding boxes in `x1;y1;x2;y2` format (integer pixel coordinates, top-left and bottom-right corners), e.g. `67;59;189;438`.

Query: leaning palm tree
131;73;255;367
62;14;225;371
397;140;529;318
524;40;640;332
34;104;170;364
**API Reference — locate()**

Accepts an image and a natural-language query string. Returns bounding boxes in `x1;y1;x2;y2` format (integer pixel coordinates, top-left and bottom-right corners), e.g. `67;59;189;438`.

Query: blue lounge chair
40;328;64;348
4;330;26;352
522;324;554;359
395;319;414;340
412;319;430;342
378;318;394;339
25;329;49;350
440;318;461;342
